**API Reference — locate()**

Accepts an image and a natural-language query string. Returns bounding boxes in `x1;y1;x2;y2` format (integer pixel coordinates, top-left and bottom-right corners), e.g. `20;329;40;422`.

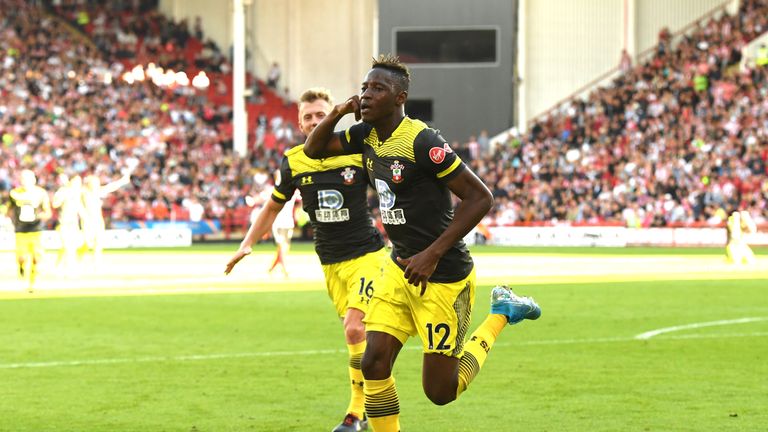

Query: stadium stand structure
474;0;768;229
0;0;765;237
0;0;292;235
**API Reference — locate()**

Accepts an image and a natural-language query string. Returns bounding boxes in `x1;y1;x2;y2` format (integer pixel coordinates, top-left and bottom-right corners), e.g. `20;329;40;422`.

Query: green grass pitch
0;244;766;431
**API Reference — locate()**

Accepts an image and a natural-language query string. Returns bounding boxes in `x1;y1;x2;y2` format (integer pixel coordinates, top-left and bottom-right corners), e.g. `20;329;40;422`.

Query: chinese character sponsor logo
315;208;350;222
380;208;406;225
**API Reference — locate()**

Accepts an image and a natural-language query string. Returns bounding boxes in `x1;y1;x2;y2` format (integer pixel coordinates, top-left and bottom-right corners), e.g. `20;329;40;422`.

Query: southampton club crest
390;160;404;183
341;167;356;185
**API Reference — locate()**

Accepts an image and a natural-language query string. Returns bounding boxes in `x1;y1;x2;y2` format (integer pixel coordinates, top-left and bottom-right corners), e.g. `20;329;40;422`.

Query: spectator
266;62;281;89
619;49;632;74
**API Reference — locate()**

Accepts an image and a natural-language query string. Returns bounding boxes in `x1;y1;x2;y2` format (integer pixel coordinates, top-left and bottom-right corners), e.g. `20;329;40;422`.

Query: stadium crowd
463;0;768;228
0;0;290;230
1;0;767;232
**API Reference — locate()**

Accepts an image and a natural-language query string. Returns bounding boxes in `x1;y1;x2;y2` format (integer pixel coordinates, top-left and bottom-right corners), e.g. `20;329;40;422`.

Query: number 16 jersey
272;144;384;265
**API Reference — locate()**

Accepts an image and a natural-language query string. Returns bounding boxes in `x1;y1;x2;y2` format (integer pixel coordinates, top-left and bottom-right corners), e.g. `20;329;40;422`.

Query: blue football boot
490;285;541;324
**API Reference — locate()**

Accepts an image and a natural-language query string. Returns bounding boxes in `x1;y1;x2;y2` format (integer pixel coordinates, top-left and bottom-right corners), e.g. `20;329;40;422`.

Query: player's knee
343;320;365;343
424;387;456;406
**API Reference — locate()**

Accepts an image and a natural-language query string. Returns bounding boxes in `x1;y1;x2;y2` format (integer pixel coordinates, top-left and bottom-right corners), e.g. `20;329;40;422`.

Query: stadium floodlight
192;71;210;89
131;65;145;82
122;71;135;85
117;62;200;89
163;69;176;87
147;65;163;84
146;63;158;77
151;67;165;87
175;71;190;87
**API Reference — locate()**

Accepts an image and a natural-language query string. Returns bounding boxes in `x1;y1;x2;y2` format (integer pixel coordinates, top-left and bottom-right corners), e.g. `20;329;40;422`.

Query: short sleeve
271;157;296;204
339;123;372;154
413;128;466;182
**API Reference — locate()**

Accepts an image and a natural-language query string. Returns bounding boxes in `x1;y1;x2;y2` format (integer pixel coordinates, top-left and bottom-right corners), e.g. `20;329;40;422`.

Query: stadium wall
159;0;233;61
463;226;768;248
0;229;192;250
520;0;735;128
377;0;515;143
159;0;377;130
635;0;738;53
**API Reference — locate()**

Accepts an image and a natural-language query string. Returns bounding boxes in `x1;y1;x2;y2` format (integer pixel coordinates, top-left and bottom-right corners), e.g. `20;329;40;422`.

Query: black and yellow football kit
341;117;473;282
272;144;387;420
272;144;386;316
9;185;48;258
340;116;476;356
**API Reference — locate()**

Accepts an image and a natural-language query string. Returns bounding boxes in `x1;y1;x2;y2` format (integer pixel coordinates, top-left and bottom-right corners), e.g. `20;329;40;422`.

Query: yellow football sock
364;376;400;432
456;314;507;397
346;341;366;419
28;262;37;292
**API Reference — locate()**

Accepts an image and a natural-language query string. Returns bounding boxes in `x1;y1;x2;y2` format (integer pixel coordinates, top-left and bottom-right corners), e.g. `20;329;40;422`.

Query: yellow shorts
15;232;43;257
364;257;476;357
322;248;387;318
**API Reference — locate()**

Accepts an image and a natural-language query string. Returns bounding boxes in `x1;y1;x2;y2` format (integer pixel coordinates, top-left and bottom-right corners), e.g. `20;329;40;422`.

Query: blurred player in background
81;172;132;262
268;180;296;278
52;174;86;275
726;208;757;264
7;169;52;292
226;87;386;432
304;55;540;432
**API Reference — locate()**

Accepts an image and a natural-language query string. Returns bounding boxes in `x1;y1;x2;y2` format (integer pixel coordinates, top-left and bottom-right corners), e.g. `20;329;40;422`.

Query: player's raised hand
336;95;361;121
397;252;439;295
224;246;253;275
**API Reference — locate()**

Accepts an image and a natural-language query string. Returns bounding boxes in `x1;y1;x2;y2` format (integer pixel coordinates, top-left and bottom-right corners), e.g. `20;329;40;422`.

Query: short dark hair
372;53;410;92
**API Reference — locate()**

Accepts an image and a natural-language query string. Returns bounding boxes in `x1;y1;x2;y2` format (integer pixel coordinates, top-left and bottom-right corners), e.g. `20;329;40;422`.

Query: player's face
85;175;99;190
359;69;402;123
298;99;332;136
20;170;36;188
58;173;69;186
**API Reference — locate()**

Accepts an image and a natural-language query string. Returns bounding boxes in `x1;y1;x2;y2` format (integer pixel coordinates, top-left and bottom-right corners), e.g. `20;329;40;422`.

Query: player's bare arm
101;174;132;195
225;199;284;274
303;96;361;159
41;193;52;221
397;169;493;290
52;188;66;209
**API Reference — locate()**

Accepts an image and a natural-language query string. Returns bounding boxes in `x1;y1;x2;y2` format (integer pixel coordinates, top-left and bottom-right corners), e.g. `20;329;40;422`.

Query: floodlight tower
232;0;250;156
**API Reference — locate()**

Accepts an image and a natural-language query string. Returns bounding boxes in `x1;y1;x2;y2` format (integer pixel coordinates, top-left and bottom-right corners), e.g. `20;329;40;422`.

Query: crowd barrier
465;225;768;247
2;225;766;250
110;220;220;236
0;227;192;251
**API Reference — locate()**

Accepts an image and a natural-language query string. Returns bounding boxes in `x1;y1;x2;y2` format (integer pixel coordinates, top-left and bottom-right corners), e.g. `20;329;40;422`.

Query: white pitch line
634;317;768;340
2;331;767;370
0;348;344;370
